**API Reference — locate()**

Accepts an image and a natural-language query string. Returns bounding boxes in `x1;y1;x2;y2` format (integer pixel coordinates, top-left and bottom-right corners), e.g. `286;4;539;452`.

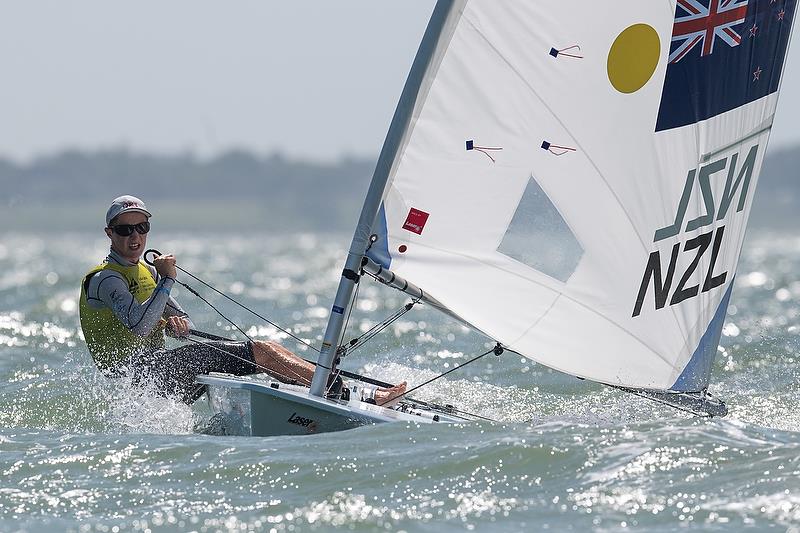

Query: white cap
105;195;151;226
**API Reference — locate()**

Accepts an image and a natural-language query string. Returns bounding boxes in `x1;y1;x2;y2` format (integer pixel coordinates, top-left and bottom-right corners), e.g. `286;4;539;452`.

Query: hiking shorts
123;340;258;403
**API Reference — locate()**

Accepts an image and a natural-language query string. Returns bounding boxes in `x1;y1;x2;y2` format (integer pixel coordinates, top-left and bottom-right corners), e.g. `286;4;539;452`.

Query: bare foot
376;381;407;406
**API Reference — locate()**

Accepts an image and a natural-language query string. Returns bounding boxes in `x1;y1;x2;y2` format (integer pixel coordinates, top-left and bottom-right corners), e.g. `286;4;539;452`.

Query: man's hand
166;316;191;338
153;254;177;279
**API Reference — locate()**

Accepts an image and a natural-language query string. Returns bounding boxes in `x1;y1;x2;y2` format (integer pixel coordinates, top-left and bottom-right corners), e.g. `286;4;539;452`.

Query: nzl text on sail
632;143;759;318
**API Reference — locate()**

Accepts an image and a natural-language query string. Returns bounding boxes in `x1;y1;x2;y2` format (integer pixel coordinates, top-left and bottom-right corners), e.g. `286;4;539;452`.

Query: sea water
2;231;800;532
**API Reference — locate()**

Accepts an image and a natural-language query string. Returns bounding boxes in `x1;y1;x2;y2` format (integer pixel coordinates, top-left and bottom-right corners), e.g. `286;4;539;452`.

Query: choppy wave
2;231;800;531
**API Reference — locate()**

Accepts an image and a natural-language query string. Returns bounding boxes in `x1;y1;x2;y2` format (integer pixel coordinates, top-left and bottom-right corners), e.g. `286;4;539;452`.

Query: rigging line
442;406;495;422
609;385;714;418
184;336;271;375
189;327;404;390
325;368;344;396
169;260;319;353
344;297;419;356
340;265;419;355
339;273;362;356
188;332;490;419
400;396;496;422
502;345;716;418
505;349;718;418
179;281;253;342
378;344;500;406
182;269;318;352
188;329;234;341
185;335;311;386
345;306;411;355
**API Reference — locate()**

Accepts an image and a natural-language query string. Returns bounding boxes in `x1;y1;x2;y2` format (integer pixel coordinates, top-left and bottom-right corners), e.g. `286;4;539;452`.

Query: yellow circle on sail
607;24;660;94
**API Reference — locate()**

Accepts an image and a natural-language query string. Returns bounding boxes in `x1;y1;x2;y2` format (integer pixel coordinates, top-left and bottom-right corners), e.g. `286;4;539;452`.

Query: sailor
79;195;406;404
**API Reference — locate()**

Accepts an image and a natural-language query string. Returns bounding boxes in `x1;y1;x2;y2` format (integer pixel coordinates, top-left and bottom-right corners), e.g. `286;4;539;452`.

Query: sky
1;1;798;163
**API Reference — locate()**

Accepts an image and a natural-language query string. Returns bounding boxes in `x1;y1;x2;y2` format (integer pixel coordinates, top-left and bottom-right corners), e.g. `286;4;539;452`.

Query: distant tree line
0;146;797;231
0;150;374;231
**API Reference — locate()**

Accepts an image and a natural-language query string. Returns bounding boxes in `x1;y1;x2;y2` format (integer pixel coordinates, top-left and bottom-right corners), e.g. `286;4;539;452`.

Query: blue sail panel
366;203;392;269
672;279;735;392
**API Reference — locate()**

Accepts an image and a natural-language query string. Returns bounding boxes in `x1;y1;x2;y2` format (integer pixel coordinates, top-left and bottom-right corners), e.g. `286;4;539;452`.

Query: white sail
367;0;797;391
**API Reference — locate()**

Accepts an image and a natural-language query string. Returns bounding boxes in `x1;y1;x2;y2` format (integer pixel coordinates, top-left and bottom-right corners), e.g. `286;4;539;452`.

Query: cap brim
123;208;152;218
107;208;152;226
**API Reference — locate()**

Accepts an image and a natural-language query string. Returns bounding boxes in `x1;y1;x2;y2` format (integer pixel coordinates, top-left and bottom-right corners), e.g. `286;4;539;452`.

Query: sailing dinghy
199;0;797;436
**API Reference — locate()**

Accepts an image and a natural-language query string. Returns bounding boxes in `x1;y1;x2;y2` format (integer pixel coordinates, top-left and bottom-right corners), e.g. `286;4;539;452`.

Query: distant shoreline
2;146;798;231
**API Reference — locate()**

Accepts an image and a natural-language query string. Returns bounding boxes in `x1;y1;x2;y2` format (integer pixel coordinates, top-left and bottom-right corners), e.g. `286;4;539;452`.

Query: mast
303;1;798;418
309;1;465;397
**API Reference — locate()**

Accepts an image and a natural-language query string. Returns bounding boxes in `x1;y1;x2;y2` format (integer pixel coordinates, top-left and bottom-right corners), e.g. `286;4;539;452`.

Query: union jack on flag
669;0;750;63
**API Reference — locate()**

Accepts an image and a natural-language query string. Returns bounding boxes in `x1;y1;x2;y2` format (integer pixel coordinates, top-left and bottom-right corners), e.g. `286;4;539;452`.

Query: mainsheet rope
145;249;504;419
145;249;439;396
146;248;420;359
145;249;320;353
148;251;714;420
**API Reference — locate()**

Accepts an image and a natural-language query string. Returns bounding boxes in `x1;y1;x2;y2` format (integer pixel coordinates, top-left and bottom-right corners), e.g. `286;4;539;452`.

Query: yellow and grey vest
79;261;166;370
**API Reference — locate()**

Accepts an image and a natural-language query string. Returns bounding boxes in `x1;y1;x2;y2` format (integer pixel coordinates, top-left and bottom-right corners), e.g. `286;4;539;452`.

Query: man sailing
79;195;405;404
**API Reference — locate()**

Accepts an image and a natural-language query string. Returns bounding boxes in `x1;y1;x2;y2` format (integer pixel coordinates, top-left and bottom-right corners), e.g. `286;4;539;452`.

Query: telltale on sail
199;0;797;435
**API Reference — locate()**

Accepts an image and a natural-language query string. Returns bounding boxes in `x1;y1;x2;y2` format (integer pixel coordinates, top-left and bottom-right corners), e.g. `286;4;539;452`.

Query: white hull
196;373;469;437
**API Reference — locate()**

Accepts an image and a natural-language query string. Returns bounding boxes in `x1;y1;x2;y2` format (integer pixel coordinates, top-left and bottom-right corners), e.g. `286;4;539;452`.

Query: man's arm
150;265;196;336
163;295;196;337
86;270;175;337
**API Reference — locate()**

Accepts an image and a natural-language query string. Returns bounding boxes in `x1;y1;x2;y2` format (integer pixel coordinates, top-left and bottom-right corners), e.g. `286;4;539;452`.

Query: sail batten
366;0;796;392
701;120;773;162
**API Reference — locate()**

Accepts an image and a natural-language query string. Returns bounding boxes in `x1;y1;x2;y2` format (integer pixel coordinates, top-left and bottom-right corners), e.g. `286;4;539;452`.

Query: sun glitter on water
607;23;661;93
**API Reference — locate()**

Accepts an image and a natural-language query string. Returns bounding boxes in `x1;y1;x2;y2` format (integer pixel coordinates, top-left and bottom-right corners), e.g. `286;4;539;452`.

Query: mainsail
359;0;797;394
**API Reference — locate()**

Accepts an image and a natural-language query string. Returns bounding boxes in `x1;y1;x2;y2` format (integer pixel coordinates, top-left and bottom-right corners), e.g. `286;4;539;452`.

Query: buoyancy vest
79;261;166;370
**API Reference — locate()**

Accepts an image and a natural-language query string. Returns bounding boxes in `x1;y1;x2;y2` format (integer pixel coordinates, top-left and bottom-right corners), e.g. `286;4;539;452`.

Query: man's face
105;211;149;263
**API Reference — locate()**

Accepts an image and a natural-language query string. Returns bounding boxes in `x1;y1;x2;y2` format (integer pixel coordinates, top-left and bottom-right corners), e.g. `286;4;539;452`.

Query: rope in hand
145;249;502;419
144;249;319;353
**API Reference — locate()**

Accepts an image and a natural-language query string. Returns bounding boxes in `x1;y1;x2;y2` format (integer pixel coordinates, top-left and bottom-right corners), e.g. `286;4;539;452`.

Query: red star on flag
749;23;759;36
753;66;763;81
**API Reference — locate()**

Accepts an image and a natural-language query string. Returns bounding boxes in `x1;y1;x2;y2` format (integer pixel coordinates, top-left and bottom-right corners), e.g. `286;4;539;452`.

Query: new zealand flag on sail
656;0;797;132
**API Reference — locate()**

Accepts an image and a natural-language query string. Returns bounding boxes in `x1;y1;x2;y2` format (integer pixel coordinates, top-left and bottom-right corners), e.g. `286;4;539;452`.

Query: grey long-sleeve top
84;249;194;337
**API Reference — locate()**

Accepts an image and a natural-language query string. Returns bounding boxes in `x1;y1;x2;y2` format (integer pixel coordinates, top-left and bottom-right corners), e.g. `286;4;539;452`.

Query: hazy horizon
1;1;799;164
2;146;799;233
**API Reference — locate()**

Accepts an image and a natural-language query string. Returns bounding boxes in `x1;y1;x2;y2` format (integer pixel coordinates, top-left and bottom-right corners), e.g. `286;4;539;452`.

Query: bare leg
252;340;408;402
376;381;407;406
252;341;315;385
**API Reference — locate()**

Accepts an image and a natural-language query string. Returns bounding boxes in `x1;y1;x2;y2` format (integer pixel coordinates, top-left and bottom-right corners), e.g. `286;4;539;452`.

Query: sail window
497;176;583;282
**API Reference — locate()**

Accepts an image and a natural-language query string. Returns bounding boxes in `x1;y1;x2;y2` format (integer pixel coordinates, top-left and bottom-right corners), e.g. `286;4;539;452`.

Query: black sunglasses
109;221;150;236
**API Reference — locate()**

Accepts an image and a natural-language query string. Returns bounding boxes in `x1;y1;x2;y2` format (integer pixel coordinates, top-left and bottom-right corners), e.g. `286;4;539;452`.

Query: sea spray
3;232;800;531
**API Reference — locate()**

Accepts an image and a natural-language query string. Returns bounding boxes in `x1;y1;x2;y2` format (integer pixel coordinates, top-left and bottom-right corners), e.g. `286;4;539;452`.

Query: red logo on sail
402;208;430;235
